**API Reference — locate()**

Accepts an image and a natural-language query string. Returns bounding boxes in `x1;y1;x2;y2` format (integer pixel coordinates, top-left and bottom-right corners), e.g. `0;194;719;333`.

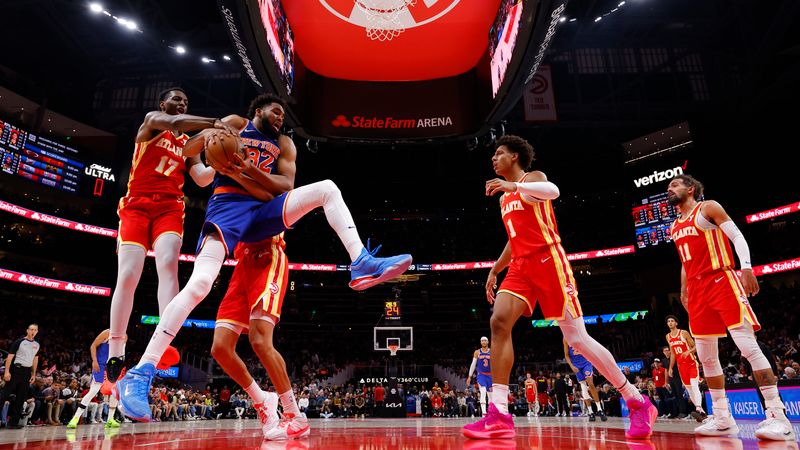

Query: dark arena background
0;0;799;449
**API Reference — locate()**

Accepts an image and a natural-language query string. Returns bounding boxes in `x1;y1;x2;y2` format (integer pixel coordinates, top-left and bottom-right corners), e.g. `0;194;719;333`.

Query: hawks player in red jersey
462;135;657;440
664;315;706;421
668;174;793;440
106;87;236;380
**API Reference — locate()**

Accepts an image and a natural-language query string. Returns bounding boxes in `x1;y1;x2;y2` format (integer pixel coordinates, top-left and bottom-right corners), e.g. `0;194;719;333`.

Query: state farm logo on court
319;0;461;31
331;114;454;129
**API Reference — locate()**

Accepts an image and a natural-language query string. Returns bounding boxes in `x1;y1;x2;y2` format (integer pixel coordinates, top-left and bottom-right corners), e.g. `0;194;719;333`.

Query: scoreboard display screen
0;120;114;198
633;192;680;248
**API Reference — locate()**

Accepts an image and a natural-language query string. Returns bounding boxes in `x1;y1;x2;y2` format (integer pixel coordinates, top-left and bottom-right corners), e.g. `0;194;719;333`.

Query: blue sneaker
117;363;155;422
348;240;412;291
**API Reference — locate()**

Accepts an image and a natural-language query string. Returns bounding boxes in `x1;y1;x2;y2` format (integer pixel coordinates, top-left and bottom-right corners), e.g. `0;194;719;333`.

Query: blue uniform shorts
198;192;291;256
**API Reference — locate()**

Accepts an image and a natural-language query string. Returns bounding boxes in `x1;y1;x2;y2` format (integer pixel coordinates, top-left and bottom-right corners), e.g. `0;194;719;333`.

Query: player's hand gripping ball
204;130;245;171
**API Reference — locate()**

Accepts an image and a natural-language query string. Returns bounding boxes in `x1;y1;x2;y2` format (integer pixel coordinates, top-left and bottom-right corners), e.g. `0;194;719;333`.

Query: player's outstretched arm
183;115;246;158
137;112;237;142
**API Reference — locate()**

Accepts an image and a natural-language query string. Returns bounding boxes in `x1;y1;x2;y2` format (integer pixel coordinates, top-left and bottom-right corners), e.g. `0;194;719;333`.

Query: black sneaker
106;356;125;382
690;409;707;423
599;410;608;422
589;413;596;422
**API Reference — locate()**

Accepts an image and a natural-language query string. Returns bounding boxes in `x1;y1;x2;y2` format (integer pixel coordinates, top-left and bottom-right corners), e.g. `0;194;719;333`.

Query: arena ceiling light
89;3;103;13
174;45;186;55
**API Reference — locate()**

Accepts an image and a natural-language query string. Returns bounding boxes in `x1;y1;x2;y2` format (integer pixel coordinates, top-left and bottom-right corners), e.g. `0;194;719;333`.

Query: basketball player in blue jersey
119;94;412;430
466;337;492;417
68;329;127;429
563;339;606;422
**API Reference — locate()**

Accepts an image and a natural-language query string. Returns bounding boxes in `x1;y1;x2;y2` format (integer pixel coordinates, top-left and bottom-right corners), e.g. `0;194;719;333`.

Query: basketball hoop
388;344;399;356
354;0;417;41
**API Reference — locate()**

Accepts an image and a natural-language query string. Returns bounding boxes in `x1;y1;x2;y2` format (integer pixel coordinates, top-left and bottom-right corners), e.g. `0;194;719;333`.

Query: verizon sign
745;202;800;223
633;162;687;188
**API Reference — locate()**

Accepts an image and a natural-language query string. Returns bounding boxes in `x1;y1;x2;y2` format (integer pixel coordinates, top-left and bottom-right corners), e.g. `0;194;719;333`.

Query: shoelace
365;239;382;257
256;405;269;425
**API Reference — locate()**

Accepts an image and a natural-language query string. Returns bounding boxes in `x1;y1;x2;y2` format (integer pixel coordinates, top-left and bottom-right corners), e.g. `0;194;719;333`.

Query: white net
355;0;417;42
388;345;399;356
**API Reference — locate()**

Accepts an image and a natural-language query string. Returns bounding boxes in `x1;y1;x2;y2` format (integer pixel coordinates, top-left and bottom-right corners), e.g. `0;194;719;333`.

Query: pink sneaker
462;403;516;440
625;395;658;439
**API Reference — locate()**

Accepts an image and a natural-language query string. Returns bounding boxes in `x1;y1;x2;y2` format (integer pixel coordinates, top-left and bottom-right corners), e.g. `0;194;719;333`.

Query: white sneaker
695;415;739;436
255;393;280;438
263;413;310;440
755;410;796;441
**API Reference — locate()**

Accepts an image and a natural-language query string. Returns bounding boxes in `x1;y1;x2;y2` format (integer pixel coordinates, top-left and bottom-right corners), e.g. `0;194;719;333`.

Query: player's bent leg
250;316;308;440
119;236;226;422
557;310;655;438
107;244;146;381
729;324;795;440
462;293;524;440
153;233;182;316
211;326;256;391
282;181;412;290
585;376;606;421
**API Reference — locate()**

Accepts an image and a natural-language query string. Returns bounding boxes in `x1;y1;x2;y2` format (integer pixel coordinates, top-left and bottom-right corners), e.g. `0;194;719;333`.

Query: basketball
204;131;244;170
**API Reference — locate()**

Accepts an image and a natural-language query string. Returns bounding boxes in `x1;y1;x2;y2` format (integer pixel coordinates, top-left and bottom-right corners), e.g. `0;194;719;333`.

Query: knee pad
695;337;723;377
729;326;770;371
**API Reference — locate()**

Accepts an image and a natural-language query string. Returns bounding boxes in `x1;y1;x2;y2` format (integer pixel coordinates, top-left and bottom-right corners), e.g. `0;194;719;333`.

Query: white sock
108;245;146;358
594;401;602;411
141;239;225;366
153;233;182;316
245;380;267;405
279;389;300;416
108;406;116;421
618;381;643;403
283;180;364;262
492;384;509;414
759;385;786;414
709;389;730;417
71;404;86;421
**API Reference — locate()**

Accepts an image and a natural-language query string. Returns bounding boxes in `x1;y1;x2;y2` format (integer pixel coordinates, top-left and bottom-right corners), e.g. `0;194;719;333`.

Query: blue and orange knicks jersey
126;131;188;197
213;120;281;194
670;202;735;279
478;349;491;374
500;173;562;257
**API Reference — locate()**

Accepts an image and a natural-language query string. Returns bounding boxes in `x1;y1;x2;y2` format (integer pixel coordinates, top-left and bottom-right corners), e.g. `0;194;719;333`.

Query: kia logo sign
332;115;351;127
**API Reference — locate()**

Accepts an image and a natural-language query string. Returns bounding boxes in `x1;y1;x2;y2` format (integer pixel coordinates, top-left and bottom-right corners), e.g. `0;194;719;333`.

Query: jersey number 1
155;156;179;176
507;219;517;238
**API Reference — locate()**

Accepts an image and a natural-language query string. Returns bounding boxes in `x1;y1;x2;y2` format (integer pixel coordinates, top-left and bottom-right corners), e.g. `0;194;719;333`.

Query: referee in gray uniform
1;324;40;429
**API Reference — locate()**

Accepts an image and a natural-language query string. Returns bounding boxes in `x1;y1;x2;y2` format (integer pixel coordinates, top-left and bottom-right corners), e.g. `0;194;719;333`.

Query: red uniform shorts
687;269;761;337
677;360;699;385
215;235;288;333
117;195;184;250
526;391;536;403
498;244;583;320
538;392;549;406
